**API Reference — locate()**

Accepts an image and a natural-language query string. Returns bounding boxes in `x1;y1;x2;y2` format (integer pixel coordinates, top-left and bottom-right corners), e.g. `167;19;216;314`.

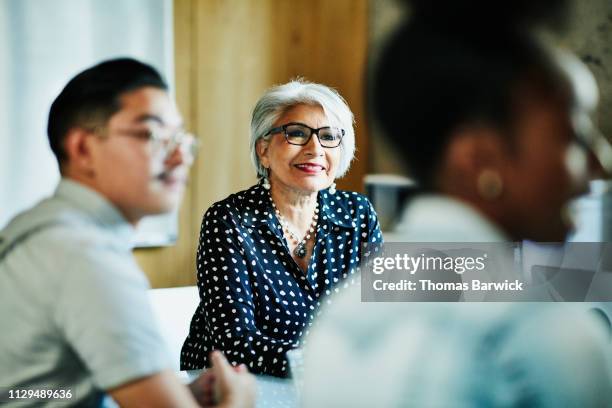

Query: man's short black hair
47;58;168;166
371;0;569;189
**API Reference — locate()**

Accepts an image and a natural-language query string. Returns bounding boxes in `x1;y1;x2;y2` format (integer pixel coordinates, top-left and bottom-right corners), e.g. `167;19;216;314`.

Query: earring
262;168;271;190
329;182;337;194
477;170;503;200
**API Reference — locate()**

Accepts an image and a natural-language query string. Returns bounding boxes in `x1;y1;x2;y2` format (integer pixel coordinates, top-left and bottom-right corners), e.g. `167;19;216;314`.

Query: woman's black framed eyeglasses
265;122;344;148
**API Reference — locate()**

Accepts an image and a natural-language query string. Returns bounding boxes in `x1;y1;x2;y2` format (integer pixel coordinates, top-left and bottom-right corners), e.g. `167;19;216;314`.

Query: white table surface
148;286;200;373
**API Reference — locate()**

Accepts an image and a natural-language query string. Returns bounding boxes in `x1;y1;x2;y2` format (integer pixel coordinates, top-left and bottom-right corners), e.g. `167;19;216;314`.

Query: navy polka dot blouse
180;183;382;377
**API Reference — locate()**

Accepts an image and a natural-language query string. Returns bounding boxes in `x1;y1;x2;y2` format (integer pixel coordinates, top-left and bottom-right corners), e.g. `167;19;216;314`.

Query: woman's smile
294;162;326;174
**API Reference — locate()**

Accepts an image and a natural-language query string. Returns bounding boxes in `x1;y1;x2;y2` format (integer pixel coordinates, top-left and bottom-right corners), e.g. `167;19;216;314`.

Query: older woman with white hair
180;79;382;377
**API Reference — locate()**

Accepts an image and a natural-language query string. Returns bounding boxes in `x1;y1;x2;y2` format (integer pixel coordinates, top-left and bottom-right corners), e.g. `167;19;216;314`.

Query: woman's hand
190;351;256;408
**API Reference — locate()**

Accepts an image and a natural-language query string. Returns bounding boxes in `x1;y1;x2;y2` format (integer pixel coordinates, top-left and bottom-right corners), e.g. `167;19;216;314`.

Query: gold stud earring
477;169;503;200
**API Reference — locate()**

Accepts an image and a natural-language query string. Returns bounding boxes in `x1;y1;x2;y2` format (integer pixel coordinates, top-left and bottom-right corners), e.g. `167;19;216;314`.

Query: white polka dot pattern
180;183;382;377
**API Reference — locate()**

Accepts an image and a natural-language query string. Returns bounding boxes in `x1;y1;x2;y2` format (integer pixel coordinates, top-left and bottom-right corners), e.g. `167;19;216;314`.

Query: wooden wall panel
267;0;370;192
135;0;369;288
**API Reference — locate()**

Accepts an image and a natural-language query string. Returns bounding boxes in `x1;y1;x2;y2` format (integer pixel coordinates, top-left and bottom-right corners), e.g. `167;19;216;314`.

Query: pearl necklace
270;195;319;258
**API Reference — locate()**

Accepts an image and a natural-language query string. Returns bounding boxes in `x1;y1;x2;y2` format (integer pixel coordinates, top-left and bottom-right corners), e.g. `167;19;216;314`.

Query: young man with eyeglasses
0;58;254;407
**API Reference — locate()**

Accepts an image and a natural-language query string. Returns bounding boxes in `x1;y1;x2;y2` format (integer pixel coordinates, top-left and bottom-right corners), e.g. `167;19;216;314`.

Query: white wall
0;0;177;246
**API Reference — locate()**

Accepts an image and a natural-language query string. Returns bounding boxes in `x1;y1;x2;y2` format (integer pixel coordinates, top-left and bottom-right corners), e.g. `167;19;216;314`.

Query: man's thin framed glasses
265;122;344;148
90;126;199;158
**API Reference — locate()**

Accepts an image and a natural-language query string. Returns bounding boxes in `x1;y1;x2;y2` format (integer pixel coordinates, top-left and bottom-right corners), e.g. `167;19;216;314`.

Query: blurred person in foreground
0;58;254;408
181;80;382;377
301;0;612;406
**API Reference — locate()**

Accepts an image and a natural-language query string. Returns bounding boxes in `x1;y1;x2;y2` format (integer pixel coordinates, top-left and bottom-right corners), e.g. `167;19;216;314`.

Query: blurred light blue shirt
0;179;171;407
303;195;612;407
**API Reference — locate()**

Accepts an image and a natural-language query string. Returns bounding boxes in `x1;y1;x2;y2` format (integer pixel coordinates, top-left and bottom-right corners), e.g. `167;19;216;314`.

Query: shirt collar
236;183;276;227
394;194;508;242
55;178;135;244
238;183;354;229
318;190;355;229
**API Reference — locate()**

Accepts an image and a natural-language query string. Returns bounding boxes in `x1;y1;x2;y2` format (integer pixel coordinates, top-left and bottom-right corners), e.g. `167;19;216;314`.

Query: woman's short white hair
250;79;356;179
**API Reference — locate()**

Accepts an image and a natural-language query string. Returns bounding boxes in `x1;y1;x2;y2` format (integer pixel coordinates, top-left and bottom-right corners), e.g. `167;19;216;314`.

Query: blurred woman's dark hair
372;0;571;189
407;0;569;33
